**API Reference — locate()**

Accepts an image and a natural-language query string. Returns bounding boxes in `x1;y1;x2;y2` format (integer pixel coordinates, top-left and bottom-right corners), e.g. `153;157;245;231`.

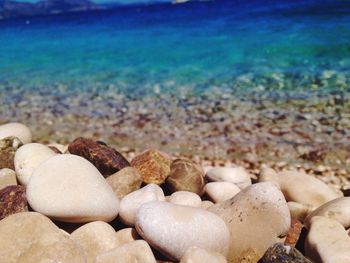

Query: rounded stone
260;243;312;263
278;170;342;207
201;200;214;209
180;246;228;263
0;212;86;263
204;182;240;203
168;191;202;207
71;221;120;263
119;184;165;226
208;182;291;263
304;197;350;228
288;201;315;221
0;185;27;220
131;149;171;185
0;168;17;190
95;240;156;263
14;143;57;185
166;158;205;195
305;216;350;262
205;166;251;189
135;201;230;261
106;167;143;199
115;228;140;246
27;154;119;223
0;123;32;144
0;137;23;170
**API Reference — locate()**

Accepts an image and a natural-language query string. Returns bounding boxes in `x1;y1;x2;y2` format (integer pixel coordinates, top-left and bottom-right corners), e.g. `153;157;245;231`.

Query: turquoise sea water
0;0;350;97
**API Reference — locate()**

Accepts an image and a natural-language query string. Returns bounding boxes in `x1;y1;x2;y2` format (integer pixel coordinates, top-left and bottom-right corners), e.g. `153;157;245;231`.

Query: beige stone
14;143;57;185
71;221;120;263
115;228;139;246
168;191;202;207
95;240;156;263
204;182;240;203
288;201;315;221
205;166;251;189
27;154;119;223
135;201;230;261
0;168;17;190
180;247;227;263
305;197;350;228
305;216;350;263
208;182;290;263
106;167;142;198
201;200;214;209
259;167;279;187
119;184;165;226
278;170;342;207
0;123;32;144
0;212;86;263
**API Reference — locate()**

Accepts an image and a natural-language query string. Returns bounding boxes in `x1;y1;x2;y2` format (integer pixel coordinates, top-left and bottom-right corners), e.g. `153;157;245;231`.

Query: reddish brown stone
0;137;23;170
68;137;130;176
285;218;304;247
0;185;27;220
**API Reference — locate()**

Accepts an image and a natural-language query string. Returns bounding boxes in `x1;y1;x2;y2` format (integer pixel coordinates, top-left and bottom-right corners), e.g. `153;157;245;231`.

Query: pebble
166;158;205;195
259;167;280;187
68;137;130;176
119;184;165;226
131;149;171;185
115;227;140;246
259;243;312;263
95;240;156;263
284;219;303;247
205;166;251;189
0;212;85;263
27;154;119;223
0;168;17;190
204;182;240;203
201;200;214;209
180;246;227;263
71;221;120;263
305;216;350;263
278;170;342;207
208;182;290;263
168;191;202;207
287;202;315;221
135;201;230;261
14;143;56;185
0;185;27;220
0;123;32;144
106;167;143;198
304;197;350;228
0;137;22;170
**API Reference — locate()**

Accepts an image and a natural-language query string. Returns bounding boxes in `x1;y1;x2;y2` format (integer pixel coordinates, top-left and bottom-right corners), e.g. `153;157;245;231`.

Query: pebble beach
0;121;350;262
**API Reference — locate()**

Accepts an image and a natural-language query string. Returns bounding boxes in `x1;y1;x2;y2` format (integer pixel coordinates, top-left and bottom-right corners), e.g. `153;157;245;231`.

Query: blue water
0;0;350;96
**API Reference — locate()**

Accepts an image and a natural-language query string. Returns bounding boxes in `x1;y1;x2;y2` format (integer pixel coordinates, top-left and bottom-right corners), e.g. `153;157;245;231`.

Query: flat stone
68;137;130;176
168;191;202;207
95;240;156;263
14;143;57;185
180;247;227;263
0;137;23;170
205;166;251;189
131;149;171;185
304;197;350;229
305;216;350;262
204;182;240;203
259;243;312;263
288;202;315;221
71;221;120;263
208;182;290;263
119;183;165;226
0;212;86;263
135;201;230;261
165;158;205;195
27;154;119;223
0;185;27;220
278;171;342;207
0;168;17;190
284;219;304;247
0;123;32;144
106;167;142;198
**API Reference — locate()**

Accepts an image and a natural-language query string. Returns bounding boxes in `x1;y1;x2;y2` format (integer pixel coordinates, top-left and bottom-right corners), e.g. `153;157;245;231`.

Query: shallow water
0;0;350;96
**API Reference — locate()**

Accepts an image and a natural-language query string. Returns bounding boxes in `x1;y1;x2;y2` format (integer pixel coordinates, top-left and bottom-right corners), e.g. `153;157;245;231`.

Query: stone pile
0;122;349;262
